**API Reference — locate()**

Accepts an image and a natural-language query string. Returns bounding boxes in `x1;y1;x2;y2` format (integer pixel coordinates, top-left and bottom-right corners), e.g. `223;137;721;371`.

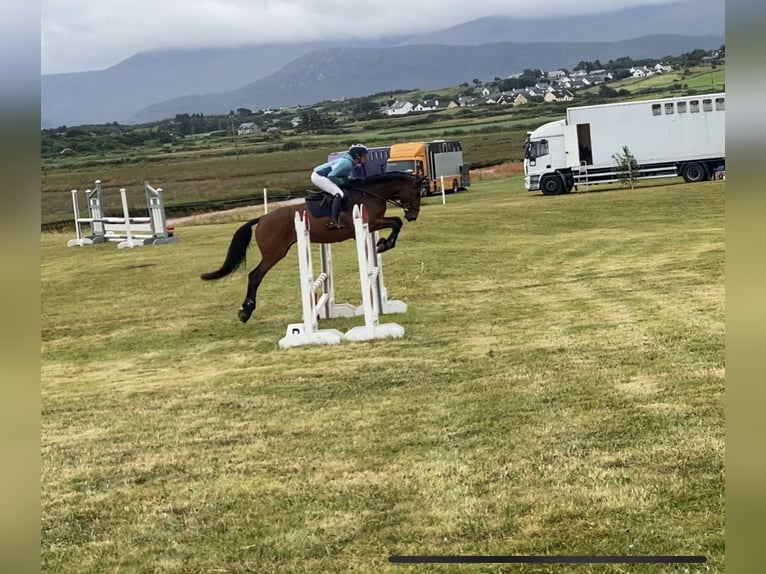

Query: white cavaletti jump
278;205;406;349
67;180;178;249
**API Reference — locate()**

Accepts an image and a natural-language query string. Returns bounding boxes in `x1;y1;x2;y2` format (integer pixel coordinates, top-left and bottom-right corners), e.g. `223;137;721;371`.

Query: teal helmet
348;144;368;159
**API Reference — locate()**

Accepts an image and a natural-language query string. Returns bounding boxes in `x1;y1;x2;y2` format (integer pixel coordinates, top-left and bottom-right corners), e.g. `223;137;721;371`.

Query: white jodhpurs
311;171;344;197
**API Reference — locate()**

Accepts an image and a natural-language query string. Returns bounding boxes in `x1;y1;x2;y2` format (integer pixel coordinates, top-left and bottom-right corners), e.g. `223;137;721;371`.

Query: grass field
41;175;725;573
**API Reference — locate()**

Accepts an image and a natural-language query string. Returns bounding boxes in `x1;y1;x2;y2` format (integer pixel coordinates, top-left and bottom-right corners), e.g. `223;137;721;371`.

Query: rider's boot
327;194;344;229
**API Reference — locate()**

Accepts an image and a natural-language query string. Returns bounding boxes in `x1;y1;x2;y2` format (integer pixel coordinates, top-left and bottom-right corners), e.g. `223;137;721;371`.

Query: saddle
305;187;353;219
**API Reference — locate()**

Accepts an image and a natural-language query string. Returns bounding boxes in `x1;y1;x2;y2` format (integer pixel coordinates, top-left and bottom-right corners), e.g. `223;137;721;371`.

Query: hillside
131;34;723;124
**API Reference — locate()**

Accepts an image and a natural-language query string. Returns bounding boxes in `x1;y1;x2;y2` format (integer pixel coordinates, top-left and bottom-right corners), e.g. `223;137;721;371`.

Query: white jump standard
67;180;178;249
279;211;345;348
343;204;404;342
278;205;407;349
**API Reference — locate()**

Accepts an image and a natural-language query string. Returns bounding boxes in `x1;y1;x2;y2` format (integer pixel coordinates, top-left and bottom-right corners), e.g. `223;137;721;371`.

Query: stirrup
327;219;342;229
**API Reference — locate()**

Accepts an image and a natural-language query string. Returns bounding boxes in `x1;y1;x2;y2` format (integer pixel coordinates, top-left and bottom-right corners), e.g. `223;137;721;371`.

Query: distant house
630;66;654;78
414;98;456;112
414;99;437;111
510;93;528;106
485;92;504;104
458;96;481;107
544;89;574;103
701;53;723;66
384;100;414;116
584;74;608;85
547;70;567;79
237;122;259;135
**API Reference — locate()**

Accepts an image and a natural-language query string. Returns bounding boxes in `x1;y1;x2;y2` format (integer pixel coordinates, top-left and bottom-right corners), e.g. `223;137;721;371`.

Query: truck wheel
452;179;459;193
541;175;564;195
682;162;708;183
420;181;430;197
562;173;575;194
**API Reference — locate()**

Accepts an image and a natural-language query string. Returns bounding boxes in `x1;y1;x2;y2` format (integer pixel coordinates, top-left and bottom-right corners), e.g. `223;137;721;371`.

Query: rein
351;187;409;211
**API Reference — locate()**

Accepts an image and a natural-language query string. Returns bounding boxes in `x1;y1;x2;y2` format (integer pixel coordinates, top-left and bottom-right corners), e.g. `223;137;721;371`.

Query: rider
311;144;368;229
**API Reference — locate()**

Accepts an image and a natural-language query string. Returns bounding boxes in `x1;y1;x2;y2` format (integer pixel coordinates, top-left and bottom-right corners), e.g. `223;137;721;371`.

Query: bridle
351;181;418;214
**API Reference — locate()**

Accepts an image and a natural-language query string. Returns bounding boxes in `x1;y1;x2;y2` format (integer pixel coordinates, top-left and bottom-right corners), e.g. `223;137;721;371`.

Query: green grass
41;176;724;573
587;66;725;97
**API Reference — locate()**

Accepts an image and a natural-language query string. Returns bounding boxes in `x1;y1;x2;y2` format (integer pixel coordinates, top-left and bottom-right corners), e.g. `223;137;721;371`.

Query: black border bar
389;555;707;564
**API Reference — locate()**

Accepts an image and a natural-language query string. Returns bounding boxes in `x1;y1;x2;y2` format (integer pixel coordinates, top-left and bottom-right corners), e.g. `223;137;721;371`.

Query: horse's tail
200;217;261;281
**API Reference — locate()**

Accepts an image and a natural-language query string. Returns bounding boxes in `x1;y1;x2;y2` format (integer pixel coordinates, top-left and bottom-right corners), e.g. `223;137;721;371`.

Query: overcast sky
41;0;683;75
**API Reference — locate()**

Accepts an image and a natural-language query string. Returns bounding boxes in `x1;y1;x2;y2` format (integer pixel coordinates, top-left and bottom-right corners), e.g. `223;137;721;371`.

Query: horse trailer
386;140;470;197
328;146;390;179
523;93;726;195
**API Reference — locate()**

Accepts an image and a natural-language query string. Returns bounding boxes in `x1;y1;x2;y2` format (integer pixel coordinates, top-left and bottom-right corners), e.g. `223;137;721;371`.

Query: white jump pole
117;188;140;249
69;190;85;246
263;188;268;213
440;175;446;204
318;243;357;319
343;204;405;342
278;211;344;349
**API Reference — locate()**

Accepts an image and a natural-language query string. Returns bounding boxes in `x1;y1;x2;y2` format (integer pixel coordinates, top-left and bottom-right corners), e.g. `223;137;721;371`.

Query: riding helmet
348;144;368;158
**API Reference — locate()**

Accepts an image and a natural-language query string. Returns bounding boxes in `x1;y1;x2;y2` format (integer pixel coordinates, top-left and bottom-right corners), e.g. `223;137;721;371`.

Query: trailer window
703;99;713;112
690;100;700;113
652;104;661;116
715;97;725;111
665;102;675;115
677;101;687;113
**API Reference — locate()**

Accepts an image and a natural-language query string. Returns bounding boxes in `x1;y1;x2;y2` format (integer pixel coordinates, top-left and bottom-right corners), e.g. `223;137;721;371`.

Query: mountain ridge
41;0;725;127
130;34;724;124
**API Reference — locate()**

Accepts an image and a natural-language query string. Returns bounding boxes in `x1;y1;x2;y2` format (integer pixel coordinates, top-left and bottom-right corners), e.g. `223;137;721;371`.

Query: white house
384;100;414;116
238;122;259;135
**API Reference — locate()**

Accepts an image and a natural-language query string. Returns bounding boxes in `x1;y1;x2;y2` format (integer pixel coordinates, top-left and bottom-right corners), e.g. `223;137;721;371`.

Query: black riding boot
327;195;344;229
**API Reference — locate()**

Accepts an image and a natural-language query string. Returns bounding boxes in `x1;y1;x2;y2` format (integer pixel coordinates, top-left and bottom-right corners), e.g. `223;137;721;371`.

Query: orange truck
385;140;470;197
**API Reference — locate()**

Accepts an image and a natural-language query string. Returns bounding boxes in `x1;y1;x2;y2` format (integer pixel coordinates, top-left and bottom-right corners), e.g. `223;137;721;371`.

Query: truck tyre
452;179;459;193
420;181;430;197
562;173;575;194
682;162;708;183
541;175;564;195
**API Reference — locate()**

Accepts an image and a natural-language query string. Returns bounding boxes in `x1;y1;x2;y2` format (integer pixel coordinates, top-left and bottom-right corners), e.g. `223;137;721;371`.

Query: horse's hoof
239;300;255;323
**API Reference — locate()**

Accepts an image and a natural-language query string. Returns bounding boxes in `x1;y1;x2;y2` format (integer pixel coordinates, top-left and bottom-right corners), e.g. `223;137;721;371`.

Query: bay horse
200;172;424;323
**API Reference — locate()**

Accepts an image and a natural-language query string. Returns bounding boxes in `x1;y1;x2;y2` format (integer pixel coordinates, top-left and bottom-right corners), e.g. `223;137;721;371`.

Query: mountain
131;34;724;123
403;0;725;45
41;0;725;127
40;40;409;128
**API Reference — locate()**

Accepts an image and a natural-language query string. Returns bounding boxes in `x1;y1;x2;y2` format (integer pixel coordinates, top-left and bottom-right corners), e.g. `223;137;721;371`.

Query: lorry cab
523;119;574;194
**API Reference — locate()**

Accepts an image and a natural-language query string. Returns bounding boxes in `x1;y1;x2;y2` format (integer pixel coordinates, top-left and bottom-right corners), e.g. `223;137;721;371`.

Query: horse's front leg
371;217;403;253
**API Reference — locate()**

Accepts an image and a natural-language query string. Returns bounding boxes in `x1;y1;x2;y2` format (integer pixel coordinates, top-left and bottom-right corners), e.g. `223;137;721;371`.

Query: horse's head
358;172;421;221
398;173;422;222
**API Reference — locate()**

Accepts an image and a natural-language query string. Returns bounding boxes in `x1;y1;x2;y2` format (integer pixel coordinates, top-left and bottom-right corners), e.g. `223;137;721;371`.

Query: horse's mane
358;171;416;186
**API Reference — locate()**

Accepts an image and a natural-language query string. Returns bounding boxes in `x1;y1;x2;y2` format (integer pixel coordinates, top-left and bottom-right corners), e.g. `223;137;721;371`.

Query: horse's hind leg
237;244;294;323
238;263;265;323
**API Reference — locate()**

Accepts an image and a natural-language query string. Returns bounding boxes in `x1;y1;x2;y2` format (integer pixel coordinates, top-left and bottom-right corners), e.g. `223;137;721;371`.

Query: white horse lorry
523;93;726;195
